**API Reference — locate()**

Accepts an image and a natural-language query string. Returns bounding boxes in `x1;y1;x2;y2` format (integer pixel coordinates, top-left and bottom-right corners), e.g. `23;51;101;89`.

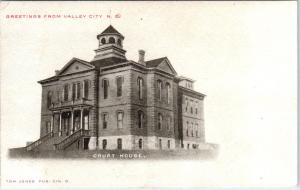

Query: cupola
93;25;126;61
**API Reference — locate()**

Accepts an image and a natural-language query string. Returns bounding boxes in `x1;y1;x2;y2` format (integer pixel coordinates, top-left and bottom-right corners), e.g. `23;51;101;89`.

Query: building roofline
179;86;206;98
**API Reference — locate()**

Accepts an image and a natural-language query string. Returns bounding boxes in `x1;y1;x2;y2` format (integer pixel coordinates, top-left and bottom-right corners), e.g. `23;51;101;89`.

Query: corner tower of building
93;25;127;61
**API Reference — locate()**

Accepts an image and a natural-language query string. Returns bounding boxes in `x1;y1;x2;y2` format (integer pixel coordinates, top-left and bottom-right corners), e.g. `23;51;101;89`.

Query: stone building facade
26;25;206;151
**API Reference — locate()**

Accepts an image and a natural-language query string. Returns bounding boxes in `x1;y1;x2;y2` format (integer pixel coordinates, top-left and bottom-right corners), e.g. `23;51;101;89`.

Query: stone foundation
98;135;176;150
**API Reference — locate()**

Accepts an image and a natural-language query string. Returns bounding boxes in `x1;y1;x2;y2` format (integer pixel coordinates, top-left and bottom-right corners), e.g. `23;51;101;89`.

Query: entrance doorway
83;138;90;150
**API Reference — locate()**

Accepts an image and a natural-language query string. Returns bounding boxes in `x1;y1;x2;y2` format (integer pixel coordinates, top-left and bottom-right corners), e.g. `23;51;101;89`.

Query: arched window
101;38;106;44
167;140;171;149
191;122;194;137
138;139;143;149
117;39;122;46
102;79;109;99
158;113;163;130
137;77;143;100
138;110;144;128
109;37;115;44
157;80;162;101
47;91;52;108
166;83;171;104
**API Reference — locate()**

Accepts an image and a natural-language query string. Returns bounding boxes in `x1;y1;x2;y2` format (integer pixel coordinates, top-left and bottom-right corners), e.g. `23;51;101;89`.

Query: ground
8;147;219;160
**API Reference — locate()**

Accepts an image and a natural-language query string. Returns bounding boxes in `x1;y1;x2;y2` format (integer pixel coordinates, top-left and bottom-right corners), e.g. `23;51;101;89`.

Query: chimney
55;70;60;76
138;50;145;65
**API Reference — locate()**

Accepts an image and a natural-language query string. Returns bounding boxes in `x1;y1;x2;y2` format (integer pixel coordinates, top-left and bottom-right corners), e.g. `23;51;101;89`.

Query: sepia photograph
0;1;297;188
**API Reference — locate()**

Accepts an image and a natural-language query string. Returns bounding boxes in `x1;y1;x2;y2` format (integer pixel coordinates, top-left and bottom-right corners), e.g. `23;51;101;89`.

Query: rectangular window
103;79;108;99
159;139;162;149
72;83;76;100
116;77;123;97
167;140;171;149
138;78;143;100
84;80;89;98
117;112;123;128
158;113;162;130
166;83;171;104
64;84;69;101
117;138;122;150
102;139;107;150
157;81;162;100
103;113;108;129
76;82;81;99
84;115;89;130
167;117;171;131
46;121;51;134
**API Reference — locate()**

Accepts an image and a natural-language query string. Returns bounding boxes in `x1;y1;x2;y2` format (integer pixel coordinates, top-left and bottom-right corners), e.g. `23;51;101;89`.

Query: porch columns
59;112;62;136
51;114;54;136
71;110;74;134
80;108;83;129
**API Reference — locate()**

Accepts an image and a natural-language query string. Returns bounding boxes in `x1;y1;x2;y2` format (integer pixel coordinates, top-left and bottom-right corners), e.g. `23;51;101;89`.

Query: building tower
93;25;127;61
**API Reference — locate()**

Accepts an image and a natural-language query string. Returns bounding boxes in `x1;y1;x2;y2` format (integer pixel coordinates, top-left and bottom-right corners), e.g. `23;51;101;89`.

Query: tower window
102;79;109;99
109;37;115;44
138;139;143;149
138;110;144;128
117;39;122;46
101;38;106;44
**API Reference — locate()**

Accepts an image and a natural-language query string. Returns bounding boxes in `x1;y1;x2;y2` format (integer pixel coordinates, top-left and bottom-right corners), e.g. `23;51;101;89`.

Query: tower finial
109;9;112;25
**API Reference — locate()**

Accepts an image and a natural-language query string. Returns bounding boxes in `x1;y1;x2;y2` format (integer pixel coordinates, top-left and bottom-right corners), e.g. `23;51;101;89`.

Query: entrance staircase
54;129;90;150
25;129;90;152
26;132;54;151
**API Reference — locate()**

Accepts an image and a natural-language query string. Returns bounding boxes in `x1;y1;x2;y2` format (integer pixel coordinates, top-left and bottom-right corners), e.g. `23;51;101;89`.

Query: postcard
0;1;297;188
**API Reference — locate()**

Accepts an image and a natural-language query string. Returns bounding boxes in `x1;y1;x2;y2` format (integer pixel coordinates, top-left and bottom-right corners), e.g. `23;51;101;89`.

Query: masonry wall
40;70;96;138
178;89;205;149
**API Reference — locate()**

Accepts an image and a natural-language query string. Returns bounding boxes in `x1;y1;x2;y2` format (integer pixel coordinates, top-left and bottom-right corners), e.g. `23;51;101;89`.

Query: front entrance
83;138;90;150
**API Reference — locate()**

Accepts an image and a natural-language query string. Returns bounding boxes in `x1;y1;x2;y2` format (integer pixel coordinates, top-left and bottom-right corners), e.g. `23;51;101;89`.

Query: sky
0;1;297;188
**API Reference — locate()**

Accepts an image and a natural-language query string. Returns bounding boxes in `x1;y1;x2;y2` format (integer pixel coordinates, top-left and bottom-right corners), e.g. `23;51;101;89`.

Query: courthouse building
26;25;206;151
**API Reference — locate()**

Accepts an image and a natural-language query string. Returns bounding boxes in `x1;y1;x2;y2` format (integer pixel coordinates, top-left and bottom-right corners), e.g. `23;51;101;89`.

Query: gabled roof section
57;57;95;76
97;25;124;39
145;57;177;75
101;25;122;35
